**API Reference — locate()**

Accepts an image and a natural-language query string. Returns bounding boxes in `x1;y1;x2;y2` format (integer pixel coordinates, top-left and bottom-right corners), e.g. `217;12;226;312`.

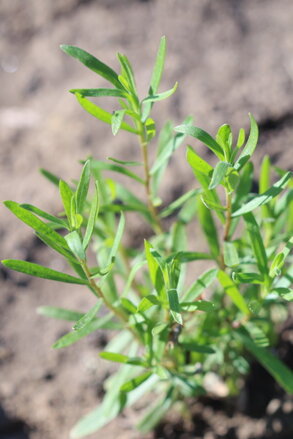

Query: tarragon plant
2;37;293;437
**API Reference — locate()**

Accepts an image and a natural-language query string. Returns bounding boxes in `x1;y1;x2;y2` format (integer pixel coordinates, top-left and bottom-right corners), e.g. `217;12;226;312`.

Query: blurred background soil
0;1;293;438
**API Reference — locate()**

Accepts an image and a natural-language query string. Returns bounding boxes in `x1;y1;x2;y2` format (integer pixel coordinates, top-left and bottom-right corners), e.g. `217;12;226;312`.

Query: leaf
218;270;250;315
145;117;156;141
37;306;84;321
186;145;213;178
259;155;271;194
183;268;218;301
216;124;232;161
142;36;167;121
60;45;122;89
111;109;126;136
137;295;161;312
236;128;246;148
117;53;137;94
232;172;292;217
69;88;128;98
223;241;240;267
52;314;115;349
234;113;259;171
235;330;293;393
168;289;183;325
137;387;174;433
74;93;138;134
160;189;199;218
120;371;152;393
75;160;91;213
35;231;77;264
233;272;264;284
181;300;215;312
121;298;137;314
244;322;269;347
20;204;68;229
142;82;178;104
73;300;102;331
108;213;125;264
269;237;293;277
169;251;213;263
180;342;215;354
107;157;142;167
197;198;220;259
90;159;144;184
209;161;230;189
65;231;86;261
175;125;224;160
99;352;129;363
2;259;88;285
4;201;68;249
59;180;74;225
83;181;100;250
243;213;269;280
40;168;60;187
144;240;165;299
273;287;293;301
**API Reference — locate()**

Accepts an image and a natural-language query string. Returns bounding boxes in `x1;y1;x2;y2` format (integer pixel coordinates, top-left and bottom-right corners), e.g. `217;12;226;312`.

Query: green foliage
3;38;293;438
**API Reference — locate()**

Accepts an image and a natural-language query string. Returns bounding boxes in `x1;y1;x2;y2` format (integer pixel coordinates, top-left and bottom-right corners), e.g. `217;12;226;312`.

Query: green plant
2;37;293;438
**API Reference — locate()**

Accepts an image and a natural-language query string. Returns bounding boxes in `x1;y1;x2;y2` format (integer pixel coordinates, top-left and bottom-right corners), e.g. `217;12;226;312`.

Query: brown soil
0;1;293;438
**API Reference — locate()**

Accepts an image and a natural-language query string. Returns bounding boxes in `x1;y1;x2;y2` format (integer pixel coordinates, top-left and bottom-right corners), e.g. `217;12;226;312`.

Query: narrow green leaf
99;352;129;363
234;113;259;171
76;160;91;213
233;272;264;284
107;157;142;167
183;268;218;301
40;168;60;187
111;109;126;136
65;231;86;261
200;193;226;211
53;313;116;349
74;93;138;134
259;155;271;194
233;172;291;217
142;36;167;121
142;82;178;104
160;189;199;218
244;322;269;347
236;330;293;393
59;180;74;225
236;128;246;148
218;270;250;314
90;160;144;184
69;88;127;98
83;181;100;250
181;300;215;312
243;213;269;279
197;198;220;259
60;45;122;88
137;387;174;433
180;342;215;354
108;213;125;264
73;300;102;331
37;306;84;321
209;161;230;189
269;237;293;277
4;201;68;249
168;289;183;325
223;241;240;267
186;145;213;177
144;240;165;298
169;251;213;263
35;232;77;264
2;259;88;285
117;53;137;94
175;125;224;160
120;371;152;393
216;124;232;161
273;287;293;301
20;204;68;229
137;295;161;312
121;297;137;314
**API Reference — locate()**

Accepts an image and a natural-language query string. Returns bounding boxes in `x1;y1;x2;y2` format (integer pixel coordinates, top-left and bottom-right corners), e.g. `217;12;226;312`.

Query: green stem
81;261;142;343
139;132;163;234
219;191;232;270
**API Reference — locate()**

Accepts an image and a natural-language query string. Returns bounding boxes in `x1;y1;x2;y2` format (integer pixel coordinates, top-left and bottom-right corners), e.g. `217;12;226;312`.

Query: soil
0;1;293;438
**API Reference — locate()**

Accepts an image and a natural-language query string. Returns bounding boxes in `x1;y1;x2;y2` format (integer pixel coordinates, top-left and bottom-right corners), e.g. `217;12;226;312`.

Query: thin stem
223;191;232;242
139;133;163;234
81;261;143;343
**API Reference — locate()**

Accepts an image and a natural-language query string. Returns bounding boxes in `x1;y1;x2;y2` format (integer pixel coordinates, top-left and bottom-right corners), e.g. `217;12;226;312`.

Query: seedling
2;37;293;438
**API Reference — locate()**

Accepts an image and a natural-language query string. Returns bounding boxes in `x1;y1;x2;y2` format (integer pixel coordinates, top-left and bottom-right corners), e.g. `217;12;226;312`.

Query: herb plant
2;37;293;438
